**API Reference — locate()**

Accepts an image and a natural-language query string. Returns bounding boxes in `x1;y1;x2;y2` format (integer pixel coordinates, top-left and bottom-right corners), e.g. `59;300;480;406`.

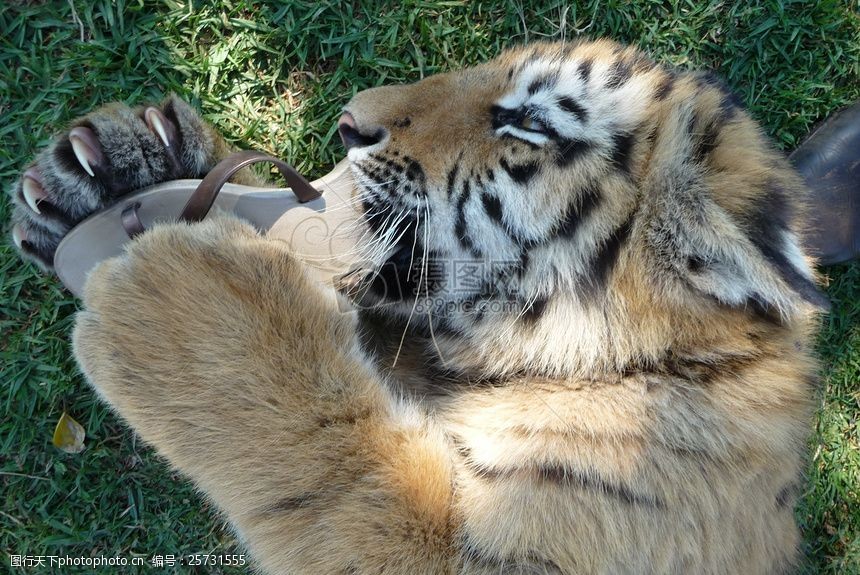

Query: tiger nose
338;112;385;150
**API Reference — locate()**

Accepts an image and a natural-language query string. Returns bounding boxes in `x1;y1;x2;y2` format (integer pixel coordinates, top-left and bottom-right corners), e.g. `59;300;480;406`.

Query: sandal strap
181;150;321;222
121;202;146;238
121;150;321;238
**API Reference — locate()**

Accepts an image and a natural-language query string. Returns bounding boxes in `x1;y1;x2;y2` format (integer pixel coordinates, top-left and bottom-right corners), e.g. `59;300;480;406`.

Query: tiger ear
664;181;830;323
643;87;829;323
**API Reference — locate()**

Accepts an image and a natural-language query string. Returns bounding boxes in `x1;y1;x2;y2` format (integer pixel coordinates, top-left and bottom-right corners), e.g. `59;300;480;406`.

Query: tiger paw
8;95;227;269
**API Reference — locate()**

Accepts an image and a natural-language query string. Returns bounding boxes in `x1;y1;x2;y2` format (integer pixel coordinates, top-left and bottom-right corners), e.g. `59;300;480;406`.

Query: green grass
1;1;858;573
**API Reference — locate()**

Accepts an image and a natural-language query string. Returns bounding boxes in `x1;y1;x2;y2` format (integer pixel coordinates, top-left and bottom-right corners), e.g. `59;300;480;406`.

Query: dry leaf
52;412;85;454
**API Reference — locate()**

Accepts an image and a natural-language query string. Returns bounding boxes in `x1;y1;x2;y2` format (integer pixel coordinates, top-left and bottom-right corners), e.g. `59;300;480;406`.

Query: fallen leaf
52;412;85;454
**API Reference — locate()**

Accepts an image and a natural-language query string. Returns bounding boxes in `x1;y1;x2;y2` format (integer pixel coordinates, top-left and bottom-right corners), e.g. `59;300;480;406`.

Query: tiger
8;38;828;574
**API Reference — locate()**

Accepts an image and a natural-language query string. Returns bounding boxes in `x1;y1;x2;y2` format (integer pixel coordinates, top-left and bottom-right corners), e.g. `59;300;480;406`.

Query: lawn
1;1;858;573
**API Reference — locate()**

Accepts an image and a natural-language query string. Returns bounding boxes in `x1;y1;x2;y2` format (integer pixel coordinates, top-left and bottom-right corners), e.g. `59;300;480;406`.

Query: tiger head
338;39;828;378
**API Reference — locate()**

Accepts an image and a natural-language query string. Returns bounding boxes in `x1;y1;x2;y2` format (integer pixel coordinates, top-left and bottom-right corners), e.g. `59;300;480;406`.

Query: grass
1;1;858;573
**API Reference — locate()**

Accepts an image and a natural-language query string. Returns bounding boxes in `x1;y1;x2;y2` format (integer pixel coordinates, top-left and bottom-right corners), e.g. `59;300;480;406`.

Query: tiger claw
12;224;25;250
144;107;176;148
68;126;103;178
22;168;47;214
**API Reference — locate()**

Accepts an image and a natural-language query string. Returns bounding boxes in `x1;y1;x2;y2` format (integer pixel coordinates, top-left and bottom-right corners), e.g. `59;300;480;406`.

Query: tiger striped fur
10;39;827;574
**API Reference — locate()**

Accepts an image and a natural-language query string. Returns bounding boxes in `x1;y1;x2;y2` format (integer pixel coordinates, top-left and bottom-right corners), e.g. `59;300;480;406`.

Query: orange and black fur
9;39;827;573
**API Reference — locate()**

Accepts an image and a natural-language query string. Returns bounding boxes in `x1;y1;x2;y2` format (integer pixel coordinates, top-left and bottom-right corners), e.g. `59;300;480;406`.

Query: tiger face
339;39;827;377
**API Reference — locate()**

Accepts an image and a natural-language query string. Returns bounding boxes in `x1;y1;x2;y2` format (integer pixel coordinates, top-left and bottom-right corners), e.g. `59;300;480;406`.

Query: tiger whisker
423;203;447;365
392;204;423;368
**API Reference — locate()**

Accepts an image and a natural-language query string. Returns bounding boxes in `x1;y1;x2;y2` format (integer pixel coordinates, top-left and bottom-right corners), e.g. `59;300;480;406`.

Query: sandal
54;151;362;298
789;100;860;266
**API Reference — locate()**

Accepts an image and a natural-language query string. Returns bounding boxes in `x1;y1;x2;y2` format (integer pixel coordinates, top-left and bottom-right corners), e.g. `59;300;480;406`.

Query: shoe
52;151;361;298
790;100;860;266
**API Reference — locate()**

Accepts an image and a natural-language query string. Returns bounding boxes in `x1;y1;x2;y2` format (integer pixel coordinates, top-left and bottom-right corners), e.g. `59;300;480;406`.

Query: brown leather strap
121;202;146;239
180;150;321;222
120;151;321;238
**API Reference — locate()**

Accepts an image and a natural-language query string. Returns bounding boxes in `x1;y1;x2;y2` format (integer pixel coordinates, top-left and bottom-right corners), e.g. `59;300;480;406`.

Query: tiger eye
521;116;535;130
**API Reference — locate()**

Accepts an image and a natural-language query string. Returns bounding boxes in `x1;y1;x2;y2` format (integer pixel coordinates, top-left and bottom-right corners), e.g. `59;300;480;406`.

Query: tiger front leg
72;215;458;574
